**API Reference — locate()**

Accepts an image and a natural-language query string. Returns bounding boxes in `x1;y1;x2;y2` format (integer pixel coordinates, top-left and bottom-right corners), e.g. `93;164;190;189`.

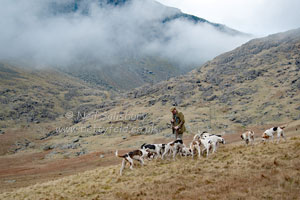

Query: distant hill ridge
50;0;246;36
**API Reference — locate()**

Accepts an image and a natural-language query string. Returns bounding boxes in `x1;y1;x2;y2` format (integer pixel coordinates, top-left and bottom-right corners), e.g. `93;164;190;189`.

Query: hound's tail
193;133;201;140
280;126;286;129
115;150;126;158
141;143;147;149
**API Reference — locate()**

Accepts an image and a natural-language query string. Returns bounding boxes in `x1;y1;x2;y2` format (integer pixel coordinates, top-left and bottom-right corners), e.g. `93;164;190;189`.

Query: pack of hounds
116;126;286;175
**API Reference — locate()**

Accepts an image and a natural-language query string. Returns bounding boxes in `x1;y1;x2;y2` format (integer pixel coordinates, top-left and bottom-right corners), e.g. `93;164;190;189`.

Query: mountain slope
0;63;112;125
62;56;183;90
122;28;300;130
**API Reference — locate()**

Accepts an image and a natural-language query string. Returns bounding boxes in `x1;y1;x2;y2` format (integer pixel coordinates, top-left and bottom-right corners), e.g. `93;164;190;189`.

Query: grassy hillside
0;63;114;155
0;63;112;124
1;136;299;199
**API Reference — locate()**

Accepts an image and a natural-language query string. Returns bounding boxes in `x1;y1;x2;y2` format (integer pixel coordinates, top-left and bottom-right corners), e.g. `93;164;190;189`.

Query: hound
115;149;149;176
241;130;255;145
200;137;212;157
162;139;185;160
141;143;165;159
262;126;286;143
190;139;201;159
190;131;211;158
207;135;225;153
199;132;225;154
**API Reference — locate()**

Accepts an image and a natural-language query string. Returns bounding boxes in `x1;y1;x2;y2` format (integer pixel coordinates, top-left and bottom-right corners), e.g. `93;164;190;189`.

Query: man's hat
170;107;177;112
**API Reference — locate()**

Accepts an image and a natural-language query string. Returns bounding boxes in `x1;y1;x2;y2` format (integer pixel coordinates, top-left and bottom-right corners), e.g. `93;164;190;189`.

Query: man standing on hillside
170;107;186;139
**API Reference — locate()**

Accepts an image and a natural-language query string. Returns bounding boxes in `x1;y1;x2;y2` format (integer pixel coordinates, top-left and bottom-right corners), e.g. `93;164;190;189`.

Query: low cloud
0;0;251;69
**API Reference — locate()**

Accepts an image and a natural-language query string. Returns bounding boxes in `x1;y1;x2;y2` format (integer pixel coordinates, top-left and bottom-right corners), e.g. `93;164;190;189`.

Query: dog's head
245;138;249;144
147;151;156;159
201;133;210;139
262;133;270;139
221;138;226;144
241;134;245;140
185;148;193;156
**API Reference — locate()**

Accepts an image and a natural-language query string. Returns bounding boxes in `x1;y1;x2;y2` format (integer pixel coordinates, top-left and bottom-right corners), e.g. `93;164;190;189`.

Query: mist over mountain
0;0;251;89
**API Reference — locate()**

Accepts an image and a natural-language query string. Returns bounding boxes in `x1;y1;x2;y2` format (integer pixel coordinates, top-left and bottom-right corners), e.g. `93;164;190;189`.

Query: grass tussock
1;137;300;200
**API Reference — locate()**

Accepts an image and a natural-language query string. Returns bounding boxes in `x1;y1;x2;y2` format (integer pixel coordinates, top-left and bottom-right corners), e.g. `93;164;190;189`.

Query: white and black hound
115;149;149;175
201;132;225;153
162;139;185;160
199;137;212;157
262;126;286;143
241;130;255;145
141;143;166;159
207;135;225;153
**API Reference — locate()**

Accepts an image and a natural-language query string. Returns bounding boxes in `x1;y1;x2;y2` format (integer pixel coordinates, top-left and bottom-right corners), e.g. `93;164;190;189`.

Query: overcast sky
157;0;300;36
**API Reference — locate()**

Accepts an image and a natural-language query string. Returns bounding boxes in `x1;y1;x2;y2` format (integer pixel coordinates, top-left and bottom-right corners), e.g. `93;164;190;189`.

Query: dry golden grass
1;137;299;200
